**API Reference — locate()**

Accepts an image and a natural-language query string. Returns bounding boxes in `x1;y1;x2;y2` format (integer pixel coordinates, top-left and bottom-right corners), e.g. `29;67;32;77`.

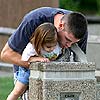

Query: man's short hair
61;12;88;39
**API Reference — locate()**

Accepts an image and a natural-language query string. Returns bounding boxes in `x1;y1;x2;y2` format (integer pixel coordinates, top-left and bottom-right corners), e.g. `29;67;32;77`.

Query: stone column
29;62;96;100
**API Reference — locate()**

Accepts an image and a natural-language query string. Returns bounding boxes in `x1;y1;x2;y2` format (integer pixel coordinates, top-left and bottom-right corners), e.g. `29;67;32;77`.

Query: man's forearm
1;43;29;68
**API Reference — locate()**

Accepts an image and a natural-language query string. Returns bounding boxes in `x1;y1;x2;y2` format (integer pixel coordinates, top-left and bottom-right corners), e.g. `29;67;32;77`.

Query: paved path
0;62;13;77
0;70;13;77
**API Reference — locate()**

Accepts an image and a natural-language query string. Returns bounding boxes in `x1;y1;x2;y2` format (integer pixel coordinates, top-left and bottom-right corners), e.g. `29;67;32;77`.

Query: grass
0;77;14;100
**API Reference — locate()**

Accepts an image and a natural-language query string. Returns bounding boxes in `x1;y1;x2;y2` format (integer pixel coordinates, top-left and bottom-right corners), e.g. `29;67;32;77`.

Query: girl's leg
20;88;29;100
7;80;28;100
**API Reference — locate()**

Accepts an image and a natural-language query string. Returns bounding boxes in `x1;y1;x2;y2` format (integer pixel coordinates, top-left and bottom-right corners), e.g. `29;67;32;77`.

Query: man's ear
59;23;63;27
59;22;64;30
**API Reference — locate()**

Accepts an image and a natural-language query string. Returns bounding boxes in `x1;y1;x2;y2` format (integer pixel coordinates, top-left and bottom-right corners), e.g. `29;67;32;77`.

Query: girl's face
42;42;57;53
42;33;58;52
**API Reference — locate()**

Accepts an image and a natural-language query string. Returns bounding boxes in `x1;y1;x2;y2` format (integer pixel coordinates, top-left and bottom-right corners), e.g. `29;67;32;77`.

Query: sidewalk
0;70;13;77
0;62;13;77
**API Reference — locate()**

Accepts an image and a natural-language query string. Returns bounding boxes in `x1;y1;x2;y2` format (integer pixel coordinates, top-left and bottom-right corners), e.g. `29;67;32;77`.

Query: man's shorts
15;67;30;85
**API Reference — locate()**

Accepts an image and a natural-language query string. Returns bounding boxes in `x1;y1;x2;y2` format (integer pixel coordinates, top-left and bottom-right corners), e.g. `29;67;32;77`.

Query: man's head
57;12;88;48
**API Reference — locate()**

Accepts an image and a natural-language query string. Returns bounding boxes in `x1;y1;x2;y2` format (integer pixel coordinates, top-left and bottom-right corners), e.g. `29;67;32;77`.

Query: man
1;7;88;100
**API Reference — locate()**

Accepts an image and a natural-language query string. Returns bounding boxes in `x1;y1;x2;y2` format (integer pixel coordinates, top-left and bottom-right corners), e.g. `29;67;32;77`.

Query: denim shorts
15;67;30;85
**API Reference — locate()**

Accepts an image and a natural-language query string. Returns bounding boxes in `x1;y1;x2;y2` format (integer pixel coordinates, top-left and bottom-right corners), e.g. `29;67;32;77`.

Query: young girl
7;23;62;100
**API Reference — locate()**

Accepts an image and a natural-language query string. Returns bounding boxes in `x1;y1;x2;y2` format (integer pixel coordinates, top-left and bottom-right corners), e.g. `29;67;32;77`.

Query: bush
97;0;100;15
59;0;99;15
59;0;80;11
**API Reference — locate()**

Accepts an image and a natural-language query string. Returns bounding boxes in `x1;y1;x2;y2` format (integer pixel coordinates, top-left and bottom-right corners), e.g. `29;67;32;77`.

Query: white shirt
22;42;62;61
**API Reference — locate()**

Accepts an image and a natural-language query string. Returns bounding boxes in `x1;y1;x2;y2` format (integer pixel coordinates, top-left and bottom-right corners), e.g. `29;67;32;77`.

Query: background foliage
59;0;100;15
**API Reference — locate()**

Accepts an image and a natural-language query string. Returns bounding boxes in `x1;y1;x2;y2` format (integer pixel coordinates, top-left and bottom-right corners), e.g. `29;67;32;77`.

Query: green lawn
0;77;14;100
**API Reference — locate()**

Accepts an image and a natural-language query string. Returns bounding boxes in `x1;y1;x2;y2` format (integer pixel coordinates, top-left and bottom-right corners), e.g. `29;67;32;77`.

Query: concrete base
29;62;96;100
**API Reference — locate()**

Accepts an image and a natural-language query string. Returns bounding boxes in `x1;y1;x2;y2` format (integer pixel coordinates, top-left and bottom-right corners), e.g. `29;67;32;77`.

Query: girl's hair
30;23;57;55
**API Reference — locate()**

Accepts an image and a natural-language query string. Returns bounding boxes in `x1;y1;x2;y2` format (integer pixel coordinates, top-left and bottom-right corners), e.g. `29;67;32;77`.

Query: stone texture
30;62;95;71
96;83;100;100
29;62;96;100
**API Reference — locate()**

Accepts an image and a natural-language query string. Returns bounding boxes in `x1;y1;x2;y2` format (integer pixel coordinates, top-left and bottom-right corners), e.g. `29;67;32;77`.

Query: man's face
57;30;80;48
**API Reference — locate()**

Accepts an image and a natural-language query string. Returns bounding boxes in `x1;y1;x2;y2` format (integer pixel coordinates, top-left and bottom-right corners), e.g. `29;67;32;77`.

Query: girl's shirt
22;42;62;61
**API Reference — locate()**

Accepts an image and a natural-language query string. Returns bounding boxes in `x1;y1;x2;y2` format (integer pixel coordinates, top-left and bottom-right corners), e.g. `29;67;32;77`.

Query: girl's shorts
15;67;30;85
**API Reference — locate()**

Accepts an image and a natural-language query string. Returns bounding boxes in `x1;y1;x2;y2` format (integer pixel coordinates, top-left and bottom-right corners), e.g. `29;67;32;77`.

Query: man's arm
1;42;29;68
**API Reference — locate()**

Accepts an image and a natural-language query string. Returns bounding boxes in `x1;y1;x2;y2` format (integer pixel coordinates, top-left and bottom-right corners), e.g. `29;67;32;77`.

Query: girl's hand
37;57;50;62
29;56;50;63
